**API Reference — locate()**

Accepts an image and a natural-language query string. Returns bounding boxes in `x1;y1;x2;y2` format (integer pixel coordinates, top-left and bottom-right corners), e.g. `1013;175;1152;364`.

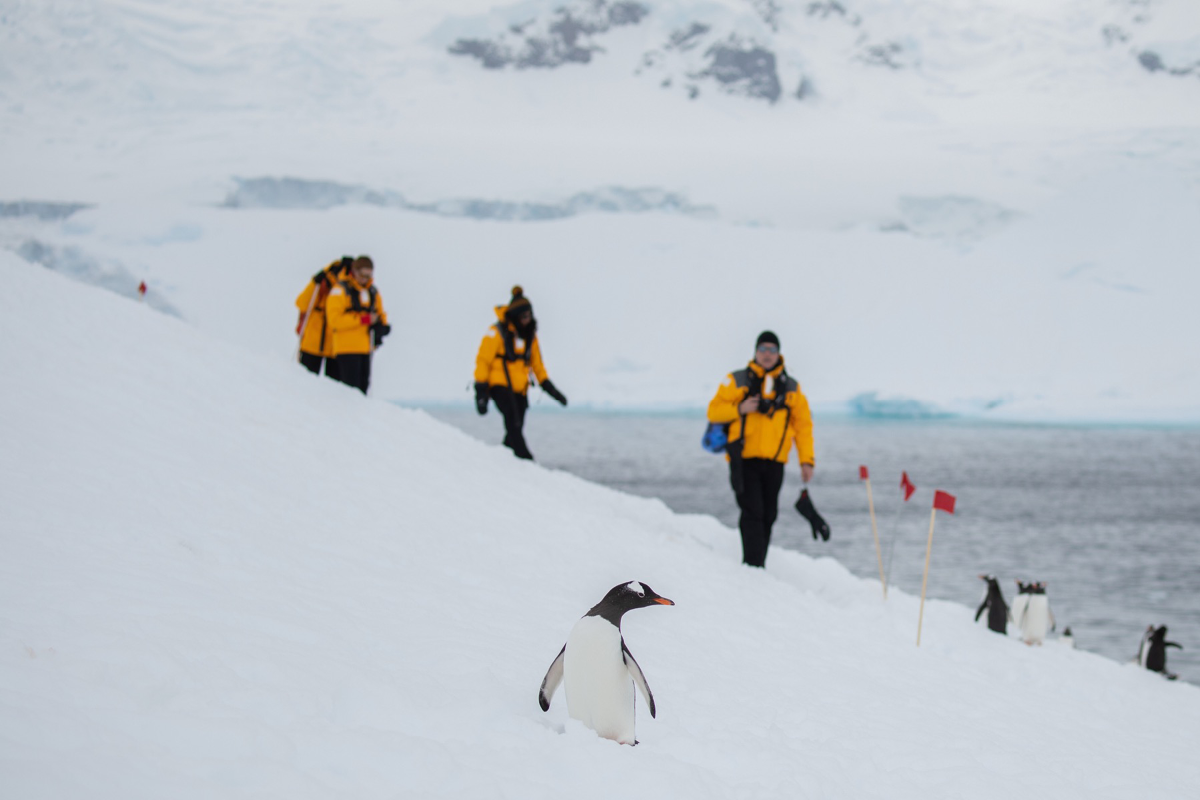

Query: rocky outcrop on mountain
697;35;782;102
639;25;788;104
448;0;649;69
856;39;919;70
1101;2;1200;79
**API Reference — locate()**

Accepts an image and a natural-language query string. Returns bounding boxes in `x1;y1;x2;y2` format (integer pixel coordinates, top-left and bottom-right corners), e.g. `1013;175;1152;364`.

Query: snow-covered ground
3;243;1200;797
3;0;1200;419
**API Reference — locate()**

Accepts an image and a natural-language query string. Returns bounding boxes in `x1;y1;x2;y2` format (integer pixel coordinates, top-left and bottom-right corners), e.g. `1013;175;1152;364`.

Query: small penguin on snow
1137;624;1182;680
1015;581;1055;645
975;574;1010;634
1060;626;1075;649
539;581;674;745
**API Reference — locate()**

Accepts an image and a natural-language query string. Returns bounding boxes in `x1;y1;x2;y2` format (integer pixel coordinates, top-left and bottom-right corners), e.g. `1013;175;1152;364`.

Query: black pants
299;352;339;380
733;458;785;567
490;386;532;459
334;353;371;395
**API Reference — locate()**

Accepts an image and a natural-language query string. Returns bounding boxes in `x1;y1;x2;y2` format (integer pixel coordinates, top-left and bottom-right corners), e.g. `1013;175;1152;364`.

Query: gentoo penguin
538;581;674;744
1060;626;1076;649
1010;581;1031;638
1137;624;1183;680
1016;581;1055;645
974;574;1010;634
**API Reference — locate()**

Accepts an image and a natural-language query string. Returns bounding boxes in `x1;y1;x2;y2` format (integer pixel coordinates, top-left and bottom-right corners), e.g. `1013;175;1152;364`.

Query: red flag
933;490;956;515
859;465;869;480
900;471;916;501
138;281;147;297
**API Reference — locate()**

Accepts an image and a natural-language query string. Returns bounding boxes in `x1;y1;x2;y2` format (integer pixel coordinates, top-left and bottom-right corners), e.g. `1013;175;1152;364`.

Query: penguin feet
795;489;831;541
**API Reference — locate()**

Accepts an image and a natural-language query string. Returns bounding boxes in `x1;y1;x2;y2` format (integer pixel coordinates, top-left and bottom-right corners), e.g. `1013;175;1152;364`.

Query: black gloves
312;269;328;285
371;322;391;347
474;383;489;415
795;488;830;541
541;380;568;406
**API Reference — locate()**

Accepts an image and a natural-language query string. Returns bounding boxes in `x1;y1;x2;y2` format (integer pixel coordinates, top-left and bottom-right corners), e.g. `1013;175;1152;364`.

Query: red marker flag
901;471;916;501
859;465;869;480
933;490;956;515
138;281;147;297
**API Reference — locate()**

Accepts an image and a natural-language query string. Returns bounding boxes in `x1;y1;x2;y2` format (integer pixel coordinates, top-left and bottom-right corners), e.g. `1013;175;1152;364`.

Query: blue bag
701;422;729;454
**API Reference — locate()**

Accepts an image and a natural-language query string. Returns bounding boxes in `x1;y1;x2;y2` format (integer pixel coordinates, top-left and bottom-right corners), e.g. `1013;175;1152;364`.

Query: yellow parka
474;307;549;394
294;261;345;358
326;273;388;356
707;359;814;465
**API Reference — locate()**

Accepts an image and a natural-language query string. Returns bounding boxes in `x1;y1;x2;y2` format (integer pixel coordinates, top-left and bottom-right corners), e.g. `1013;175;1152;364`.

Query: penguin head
586;581;675;625
979;574;1001;593
1151;625;1168;642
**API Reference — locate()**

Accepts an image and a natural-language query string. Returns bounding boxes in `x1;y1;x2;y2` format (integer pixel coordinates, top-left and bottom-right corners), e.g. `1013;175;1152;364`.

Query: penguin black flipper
538;644;567;712
622;639;656;718
974;598;987;622
1166;642;1183;650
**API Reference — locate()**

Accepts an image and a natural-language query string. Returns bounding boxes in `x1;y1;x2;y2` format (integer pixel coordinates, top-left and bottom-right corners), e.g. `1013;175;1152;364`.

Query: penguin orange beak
654;597;675;606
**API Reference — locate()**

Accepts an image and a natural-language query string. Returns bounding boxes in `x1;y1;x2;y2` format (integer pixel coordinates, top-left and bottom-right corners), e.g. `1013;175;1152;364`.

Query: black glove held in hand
795;488;830;541
541;380;568;407
312;270;328;285
474;383;489;415
371;322;391;347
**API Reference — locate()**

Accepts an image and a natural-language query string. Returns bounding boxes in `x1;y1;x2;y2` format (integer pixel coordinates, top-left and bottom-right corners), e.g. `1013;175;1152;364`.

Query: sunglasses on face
756;344;779;354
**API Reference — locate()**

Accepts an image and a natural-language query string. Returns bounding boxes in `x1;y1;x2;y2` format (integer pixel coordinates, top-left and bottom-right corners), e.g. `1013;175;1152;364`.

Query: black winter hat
756;330;780;349
506;285;533;319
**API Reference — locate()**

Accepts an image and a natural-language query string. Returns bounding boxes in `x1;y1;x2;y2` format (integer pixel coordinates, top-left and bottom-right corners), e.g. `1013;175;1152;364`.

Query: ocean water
422;406;1200;684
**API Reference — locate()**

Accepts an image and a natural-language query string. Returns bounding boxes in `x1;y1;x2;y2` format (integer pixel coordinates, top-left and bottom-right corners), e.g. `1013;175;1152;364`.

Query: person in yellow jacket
707;331;816;567
473;286;567;460
294;256;352;379
325;255;391;394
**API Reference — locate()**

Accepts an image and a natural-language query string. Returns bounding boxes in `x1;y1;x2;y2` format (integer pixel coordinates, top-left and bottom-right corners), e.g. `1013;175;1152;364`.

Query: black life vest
494;322;533;365
341;280;379;314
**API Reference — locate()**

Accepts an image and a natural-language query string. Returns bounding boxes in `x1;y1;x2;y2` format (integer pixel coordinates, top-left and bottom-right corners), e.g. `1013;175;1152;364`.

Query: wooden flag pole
916;506;937;646
865;478;887;599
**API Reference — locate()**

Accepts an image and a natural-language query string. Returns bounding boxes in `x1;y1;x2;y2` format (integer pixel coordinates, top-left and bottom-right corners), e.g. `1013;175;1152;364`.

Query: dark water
422;406;1200;684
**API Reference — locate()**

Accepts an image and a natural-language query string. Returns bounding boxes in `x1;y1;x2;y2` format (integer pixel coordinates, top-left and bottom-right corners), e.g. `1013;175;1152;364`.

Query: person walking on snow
473;286;567;460
707;331;815;568
325;256;390;394
295;256;352;379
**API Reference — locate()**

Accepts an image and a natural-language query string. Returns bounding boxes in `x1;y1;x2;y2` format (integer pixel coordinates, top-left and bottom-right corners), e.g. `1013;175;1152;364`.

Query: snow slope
2;0;1200;419
3;250;1200;797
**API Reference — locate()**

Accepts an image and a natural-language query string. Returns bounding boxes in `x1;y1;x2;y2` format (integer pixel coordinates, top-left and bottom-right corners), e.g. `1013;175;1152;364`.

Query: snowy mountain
3;249;1200;798
2;0;1199;418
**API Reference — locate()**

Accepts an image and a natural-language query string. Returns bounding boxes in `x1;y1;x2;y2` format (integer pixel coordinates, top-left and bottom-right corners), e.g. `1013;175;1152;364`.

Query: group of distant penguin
975;574;1183;680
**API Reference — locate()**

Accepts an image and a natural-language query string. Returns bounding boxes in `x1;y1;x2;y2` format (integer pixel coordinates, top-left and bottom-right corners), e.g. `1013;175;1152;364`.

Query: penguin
1137;624;1182;679
538;581;674;744
1060;626;1075;649
974;574;1010;634
1009;581;1031;638
1016;581;1055;645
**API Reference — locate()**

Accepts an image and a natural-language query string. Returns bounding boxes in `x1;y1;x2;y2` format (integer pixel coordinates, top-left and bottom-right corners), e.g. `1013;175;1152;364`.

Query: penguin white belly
564;616;637;744
1010;594;1029;636
1021;596;1050;644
